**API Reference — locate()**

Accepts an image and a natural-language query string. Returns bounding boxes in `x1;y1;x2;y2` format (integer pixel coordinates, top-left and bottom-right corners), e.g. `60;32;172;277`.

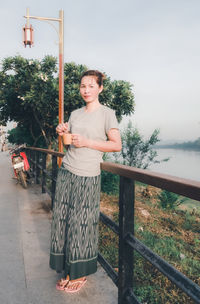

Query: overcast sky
1;0;200;141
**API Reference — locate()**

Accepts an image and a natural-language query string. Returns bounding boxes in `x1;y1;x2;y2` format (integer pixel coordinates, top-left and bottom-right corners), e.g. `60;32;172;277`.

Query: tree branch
32;110;49;147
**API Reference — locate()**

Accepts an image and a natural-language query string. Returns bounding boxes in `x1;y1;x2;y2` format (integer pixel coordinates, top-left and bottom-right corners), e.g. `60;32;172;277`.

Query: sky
1;0;200;142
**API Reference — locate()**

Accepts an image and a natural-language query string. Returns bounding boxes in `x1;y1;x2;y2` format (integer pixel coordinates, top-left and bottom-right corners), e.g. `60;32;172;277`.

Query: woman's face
80;76;103;104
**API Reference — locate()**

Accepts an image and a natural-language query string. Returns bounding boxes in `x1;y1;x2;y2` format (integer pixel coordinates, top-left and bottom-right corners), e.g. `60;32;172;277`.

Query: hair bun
80;70;106;86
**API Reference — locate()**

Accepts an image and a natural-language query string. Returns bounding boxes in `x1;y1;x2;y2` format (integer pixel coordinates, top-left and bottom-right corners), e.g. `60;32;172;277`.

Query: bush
101;170;119;195
158;190;186;210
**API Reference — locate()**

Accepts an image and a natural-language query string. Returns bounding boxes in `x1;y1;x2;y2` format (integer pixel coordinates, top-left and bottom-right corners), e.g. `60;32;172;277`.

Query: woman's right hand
56;122;68;136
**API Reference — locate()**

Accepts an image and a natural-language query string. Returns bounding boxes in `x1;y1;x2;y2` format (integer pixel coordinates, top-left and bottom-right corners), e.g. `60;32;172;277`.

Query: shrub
101;170;119;195
158;190;186;210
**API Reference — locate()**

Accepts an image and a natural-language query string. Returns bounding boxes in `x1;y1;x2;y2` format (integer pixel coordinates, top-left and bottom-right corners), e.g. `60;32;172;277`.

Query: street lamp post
23;8;64;166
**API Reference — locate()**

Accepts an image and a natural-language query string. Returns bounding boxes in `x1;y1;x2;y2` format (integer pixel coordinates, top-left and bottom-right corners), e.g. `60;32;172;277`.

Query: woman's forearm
86;138;121;152
71;129;122;152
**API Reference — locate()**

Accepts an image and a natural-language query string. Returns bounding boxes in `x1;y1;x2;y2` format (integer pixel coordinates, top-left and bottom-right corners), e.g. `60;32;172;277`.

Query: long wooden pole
24;9;64;167
58;10;64;167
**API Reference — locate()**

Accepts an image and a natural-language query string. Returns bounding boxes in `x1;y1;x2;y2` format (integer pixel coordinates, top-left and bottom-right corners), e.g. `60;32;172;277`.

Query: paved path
0;151;117;304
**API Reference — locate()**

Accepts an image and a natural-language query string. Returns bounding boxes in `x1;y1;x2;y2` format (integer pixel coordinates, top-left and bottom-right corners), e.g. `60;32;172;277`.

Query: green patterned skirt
49;166;101;280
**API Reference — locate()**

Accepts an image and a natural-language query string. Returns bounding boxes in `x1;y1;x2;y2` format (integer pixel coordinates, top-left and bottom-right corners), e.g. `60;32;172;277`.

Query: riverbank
99;185;200;304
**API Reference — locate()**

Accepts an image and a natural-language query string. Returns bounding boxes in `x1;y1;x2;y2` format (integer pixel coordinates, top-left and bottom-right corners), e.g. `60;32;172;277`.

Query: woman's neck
85;101;101;113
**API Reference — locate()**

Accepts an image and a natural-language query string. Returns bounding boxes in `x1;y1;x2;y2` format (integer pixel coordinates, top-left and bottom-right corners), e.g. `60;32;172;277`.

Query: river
149;148;200;182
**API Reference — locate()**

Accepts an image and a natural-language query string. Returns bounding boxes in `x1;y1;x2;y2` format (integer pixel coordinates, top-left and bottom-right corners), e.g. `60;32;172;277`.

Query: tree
117;121;169;169
0;56;135;148
0;55;58;148
101;121;169;195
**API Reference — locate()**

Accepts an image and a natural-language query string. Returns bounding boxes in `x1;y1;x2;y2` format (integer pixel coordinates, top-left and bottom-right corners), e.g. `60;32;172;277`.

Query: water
149;148;200;182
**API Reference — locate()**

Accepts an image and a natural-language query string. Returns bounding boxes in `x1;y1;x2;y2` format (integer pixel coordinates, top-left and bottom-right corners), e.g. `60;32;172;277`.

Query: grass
179;198;200;214
99;185;200;304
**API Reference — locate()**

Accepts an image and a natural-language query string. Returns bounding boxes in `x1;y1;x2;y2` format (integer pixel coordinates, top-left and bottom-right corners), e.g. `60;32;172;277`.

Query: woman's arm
72;128;122;152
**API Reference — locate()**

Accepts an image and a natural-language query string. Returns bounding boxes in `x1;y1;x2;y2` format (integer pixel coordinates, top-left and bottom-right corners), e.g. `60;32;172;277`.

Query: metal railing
24;147;200;304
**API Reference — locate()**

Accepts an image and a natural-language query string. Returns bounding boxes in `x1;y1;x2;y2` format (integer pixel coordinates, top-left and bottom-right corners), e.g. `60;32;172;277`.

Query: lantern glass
23;25;34;47
26;28;31;41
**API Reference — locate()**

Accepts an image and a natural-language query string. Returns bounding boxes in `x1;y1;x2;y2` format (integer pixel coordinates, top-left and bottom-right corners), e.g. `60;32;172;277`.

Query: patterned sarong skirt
49;166;101;280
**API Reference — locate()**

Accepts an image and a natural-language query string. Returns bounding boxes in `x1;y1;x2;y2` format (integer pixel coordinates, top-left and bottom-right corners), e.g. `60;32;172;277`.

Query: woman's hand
56;122;68;136
71;134;88;148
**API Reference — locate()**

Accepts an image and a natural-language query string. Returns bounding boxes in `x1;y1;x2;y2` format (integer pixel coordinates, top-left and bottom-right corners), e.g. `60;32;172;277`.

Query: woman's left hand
71;134;88;148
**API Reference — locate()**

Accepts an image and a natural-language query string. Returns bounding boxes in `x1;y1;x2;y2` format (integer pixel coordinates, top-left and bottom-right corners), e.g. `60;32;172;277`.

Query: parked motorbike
10;145;30;189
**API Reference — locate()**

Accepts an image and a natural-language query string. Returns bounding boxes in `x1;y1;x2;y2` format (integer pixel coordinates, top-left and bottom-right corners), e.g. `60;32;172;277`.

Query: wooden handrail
25;146;65;158
101;162;200;201
25;147;200;201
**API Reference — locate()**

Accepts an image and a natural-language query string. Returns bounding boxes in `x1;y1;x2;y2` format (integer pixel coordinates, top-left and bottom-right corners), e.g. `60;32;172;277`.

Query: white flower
39;73;48;82
17;96;25;101
180;253;185;260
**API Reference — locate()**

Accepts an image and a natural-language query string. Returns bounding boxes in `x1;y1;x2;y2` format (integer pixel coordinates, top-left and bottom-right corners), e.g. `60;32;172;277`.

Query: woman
50;70;121;293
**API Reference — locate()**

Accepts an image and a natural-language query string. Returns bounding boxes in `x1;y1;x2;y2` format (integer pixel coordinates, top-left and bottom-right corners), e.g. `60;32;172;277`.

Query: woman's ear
99;85;103;94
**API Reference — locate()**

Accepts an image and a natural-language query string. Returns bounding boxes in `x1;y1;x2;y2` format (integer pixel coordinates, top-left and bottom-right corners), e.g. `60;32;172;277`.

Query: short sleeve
105;109;119;134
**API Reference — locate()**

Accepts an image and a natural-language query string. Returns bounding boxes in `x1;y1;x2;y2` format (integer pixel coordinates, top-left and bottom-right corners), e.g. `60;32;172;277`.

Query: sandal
56;278;69;290
64;277;87;293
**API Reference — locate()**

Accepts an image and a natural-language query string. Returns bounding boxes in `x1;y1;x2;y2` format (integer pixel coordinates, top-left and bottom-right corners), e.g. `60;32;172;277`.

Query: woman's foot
56;276;69;290
64;277;87;293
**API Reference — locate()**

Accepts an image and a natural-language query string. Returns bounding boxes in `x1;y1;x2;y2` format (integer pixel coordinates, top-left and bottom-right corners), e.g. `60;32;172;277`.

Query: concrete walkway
0;151;117;304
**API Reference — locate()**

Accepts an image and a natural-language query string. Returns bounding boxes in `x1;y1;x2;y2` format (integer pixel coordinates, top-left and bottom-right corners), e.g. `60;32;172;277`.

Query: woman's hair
80;70;106;87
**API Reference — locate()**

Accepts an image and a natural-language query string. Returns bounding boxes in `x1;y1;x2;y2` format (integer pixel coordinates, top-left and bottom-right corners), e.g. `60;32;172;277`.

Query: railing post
118;176;135;304
51;155;58;209
28;149;33;172
35;152;40;184
33;151;37;183
42;153;47;193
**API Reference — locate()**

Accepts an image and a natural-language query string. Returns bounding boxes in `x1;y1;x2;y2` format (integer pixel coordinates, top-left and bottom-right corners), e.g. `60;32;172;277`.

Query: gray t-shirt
62;105;119;176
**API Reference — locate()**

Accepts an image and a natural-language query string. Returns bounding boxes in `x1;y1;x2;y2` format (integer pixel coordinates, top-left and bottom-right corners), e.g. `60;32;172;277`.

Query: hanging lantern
23;24;34;47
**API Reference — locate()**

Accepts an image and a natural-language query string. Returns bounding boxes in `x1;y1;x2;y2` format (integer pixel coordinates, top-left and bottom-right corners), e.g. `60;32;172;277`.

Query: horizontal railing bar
100;212;119;235
97;252;118;287
25;146;64;158
42;169;52;179
43;186;52;197
101;162;200;201
124;288;142;304
37;164;42;170
125;233;200;303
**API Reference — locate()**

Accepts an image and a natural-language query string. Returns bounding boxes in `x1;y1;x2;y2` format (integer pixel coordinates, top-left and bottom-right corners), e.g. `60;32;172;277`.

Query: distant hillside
155;138;200;151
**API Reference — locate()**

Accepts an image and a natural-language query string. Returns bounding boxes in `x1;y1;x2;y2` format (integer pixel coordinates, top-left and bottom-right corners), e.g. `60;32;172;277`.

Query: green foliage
118;120;168;169
181;212;199;232
7;125;45;147
101;171;119;195
100;79;135;122
101;121;167;195
0;55;58;148
7;126;33;146
0;56;135;148
158;190;186;210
